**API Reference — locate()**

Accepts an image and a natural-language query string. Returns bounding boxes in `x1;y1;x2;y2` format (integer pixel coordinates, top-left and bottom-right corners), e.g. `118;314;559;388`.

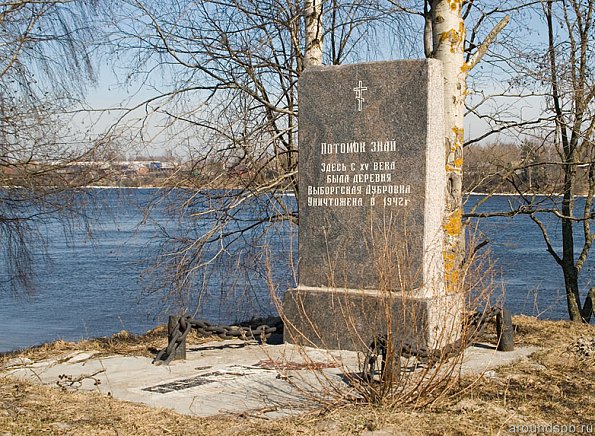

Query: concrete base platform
2;340;539;418
3;341;352;418
282;286;462;352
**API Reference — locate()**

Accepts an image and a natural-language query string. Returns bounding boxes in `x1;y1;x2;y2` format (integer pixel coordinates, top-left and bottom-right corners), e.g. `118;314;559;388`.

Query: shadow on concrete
471;342;497;351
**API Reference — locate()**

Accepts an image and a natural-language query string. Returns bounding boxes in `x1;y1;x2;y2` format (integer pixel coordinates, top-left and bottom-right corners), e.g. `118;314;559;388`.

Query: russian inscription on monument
298;60;445;293
283;60;458;351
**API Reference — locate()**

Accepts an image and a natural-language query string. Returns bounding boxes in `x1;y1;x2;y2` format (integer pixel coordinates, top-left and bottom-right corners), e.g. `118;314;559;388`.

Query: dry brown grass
0;326;216;365
1;316;594;435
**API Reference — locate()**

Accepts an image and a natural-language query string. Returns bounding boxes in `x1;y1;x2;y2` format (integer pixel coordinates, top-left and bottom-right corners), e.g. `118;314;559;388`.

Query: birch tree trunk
304;0;323;68
430;0;466;291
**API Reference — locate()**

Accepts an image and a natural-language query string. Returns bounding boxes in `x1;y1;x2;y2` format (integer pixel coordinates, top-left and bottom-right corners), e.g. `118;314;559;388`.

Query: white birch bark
304;0;323;68
430;0;466;290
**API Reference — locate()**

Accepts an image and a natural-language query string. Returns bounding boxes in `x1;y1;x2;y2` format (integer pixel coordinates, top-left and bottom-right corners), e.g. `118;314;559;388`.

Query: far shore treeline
2;141;590;195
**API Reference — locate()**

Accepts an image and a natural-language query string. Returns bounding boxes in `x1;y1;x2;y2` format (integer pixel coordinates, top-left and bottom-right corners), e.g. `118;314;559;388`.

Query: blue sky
76;1;554;156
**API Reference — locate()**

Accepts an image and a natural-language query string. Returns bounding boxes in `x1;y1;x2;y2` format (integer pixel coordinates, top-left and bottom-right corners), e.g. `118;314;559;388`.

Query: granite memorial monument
283;59;461;351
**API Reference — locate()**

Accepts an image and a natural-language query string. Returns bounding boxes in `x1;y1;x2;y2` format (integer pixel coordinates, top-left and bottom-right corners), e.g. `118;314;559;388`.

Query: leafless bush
270;224;501;409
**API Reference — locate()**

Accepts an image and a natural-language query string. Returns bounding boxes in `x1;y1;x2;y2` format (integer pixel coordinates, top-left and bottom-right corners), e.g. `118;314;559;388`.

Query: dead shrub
269;221;503;410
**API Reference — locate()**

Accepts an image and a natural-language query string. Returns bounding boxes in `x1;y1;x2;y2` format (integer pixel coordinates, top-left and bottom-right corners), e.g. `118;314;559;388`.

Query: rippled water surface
0;189;592;352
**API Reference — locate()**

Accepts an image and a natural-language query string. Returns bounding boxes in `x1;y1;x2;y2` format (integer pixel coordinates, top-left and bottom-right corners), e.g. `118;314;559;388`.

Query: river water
0;189;592;352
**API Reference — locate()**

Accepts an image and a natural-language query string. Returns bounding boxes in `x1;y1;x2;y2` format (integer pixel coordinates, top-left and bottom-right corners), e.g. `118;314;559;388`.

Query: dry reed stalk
269;221;503;410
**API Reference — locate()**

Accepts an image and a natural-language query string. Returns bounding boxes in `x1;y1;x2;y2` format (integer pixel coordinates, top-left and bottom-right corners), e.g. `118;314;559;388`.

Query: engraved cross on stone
353;80;368;112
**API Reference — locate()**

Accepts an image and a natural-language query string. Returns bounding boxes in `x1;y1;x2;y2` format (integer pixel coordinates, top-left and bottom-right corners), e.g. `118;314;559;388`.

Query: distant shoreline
83;187;592;197
1;185;591;197
467;192;591;197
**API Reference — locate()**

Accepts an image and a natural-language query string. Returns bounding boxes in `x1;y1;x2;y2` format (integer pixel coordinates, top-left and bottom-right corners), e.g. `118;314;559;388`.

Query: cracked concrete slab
2;340;539;418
